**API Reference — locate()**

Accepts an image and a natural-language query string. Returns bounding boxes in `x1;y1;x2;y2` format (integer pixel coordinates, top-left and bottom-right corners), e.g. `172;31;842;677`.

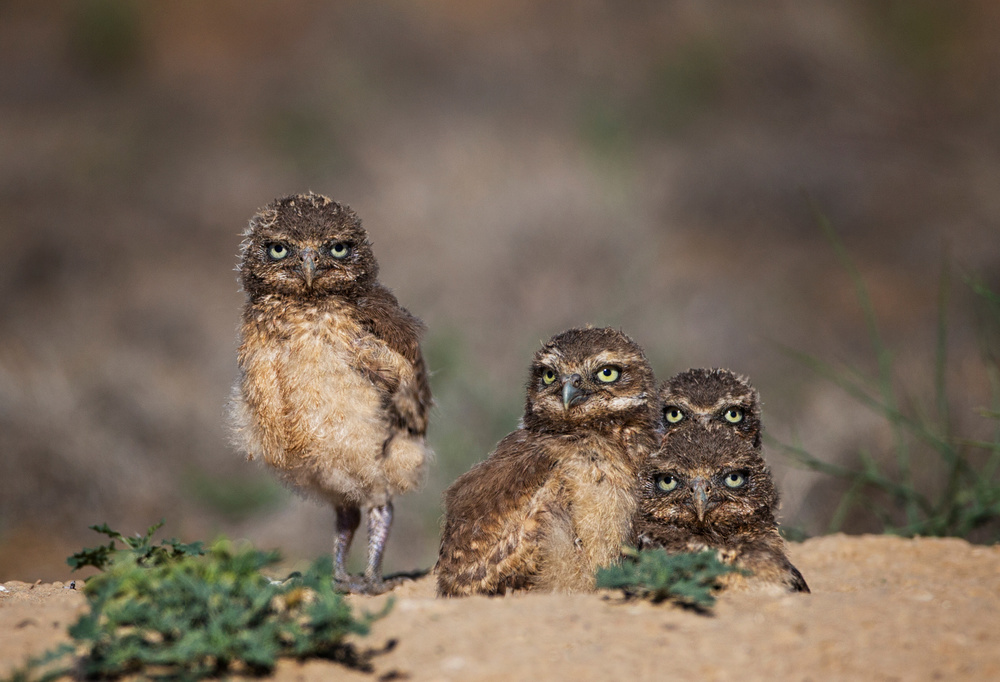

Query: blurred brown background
1;1;998;581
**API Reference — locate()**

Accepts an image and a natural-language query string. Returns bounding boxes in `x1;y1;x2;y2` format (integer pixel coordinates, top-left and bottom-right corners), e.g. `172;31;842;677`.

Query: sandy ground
2;534;998;681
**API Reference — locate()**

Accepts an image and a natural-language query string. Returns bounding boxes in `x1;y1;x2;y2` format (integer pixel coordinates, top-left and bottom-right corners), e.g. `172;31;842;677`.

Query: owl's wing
355;284;425;365
736;533;811;593
437;431;559;596
354;284;433;436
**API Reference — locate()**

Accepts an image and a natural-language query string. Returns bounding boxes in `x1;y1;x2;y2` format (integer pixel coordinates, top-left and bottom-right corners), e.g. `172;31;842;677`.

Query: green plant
11;524;389;681
774;209;1000;541
596;547;742;611
67;520;205;572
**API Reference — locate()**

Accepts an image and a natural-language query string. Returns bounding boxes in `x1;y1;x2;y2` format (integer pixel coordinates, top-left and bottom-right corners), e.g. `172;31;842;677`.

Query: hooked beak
562;374;587;410
300;248;318;288
691;477;710;523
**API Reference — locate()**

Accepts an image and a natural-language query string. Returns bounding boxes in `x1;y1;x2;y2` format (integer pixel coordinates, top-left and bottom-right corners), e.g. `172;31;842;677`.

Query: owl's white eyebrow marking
587;351;627;368
536;349;564;367
669;396;748;413
606;395;649;411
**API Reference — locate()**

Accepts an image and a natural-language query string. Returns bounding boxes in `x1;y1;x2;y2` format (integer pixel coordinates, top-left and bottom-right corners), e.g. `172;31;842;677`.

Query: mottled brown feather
230;190;432;524
437;327;659;597
636;422;808;594
660;368;762;448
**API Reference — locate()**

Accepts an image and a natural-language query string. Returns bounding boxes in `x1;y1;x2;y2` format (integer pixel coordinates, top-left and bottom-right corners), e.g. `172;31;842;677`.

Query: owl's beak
300;248;318;288
562;374;587;410
691;477;711;523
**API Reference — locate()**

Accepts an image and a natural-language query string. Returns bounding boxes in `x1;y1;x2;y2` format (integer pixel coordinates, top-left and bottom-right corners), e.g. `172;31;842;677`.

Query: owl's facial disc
562;374;588;410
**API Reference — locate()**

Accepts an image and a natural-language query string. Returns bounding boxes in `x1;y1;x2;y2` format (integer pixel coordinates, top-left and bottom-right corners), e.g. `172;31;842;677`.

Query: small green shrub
11;523;388;681
66;520;205;572
596;548;742;611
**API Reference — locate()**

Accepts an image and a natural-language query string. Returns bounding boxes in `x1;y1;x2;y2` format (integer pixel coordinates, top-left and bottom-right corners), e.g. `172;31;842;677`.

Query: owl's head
659;368;762;447
522;327;657;433
639;425;777;533
238;193;378;299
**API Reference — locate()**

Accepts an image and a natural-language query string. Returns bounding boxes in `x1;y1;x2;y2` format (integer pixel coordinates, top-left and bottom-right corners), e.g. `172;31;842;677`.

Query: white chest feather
560;442;638;566
235;305;407;504
275;312;385;446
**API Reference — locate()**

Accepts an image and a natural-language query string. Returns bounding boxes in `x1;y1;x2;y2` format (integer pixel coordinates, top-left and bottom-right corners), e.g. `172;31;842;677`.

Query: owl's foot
332;574;370;594
332;570;427;595
331;502;430;595
366;569;431;595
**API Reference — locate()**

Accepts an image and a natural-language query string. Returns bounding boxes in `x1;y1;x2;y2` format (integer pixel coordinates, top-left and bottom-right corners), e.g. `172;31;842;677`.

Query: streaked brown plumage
437;327;660;597
635;421;808;594
660;368;762;448
229;192;432;594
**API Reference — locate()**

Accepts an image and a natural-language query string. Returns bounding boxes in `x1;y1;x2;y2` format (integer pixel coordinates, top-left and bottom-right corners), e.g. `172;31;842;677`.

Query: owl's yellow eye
267;243;290;260
542;369;557;385
724;472;746;488
655;474;679;492
724;408;743;424
328;241;351;259
595;366;620;383
664;407;684;424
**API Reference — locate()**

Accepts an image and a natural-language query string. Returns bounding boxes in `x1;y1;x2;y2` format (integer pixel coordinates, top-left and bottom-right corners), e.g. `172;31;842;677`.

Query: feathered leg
365;501;393;593
333;505;361;583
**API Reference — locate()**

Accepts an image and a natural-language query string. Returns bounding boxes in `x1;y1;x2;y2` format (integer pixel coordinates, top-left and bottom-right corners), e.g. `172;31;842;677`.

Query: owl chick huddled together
634;368;809;594
230;192;433;595
436;327;660;597
228;193;808;600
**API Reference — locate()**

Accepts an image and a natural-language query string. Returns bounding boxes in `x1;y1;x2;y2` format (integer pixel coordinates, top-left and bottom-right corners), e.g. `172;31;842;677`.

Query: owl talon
331;573;416;595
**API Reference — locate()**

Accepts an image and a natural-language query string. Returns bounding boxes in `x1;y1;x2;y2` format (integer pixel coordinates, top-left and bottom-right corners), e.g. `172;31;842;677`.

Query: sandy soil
2;534;998;681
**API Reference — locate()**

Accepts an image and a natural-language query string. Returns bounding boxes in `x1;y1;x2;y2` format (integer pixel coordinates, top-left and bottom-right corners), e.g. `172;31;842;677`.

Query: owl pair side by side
230;192;432;594
436;327;660;597
635;368;809;594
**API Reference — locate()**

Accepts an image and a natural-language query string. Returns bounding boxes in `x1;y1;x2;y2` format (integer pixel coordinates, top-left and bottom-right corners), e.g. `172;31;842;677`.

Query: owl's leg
364;501;393;593
333;504;361;583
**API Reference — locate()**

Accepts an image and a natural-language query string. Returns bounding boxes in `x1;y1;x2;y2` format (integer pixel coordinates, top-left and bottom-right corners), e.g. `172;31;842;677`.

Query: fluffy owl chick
635;426;808;593
230;192;433;594
661;368;762;447
437;327;660;597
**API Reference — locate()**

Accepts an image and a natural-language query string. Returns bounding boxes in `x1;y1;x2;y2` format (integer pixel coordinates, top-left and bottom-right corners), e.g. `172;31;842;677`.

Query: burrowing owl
230;192;433;594
436;327;660;597
635;425;808;593
660;368;762;447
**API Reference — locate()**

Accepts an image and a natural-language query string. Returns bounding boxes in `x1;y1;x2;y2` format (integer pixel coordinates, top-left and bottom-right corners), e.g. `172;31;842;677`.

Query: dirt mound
2;534;998;680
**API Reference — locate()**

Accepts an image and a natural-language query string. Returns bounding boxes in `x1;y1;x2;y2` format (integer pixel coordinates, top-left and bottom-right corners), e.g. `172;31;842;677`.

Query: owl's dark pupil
656;474;677;491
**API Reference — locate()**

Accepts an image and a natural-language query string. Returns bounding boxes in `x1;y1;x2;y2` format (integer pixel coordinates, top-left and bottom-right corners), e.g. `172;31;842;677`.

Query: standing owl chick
437;327;660;597
230;192;433;594
661;368;762;447
635;426;808;594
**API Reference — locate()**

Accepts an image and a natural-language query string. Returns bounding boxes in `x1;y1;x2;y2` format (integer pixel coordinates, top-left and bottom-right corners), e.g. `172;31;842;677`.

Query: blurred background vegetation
1;0;998;580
